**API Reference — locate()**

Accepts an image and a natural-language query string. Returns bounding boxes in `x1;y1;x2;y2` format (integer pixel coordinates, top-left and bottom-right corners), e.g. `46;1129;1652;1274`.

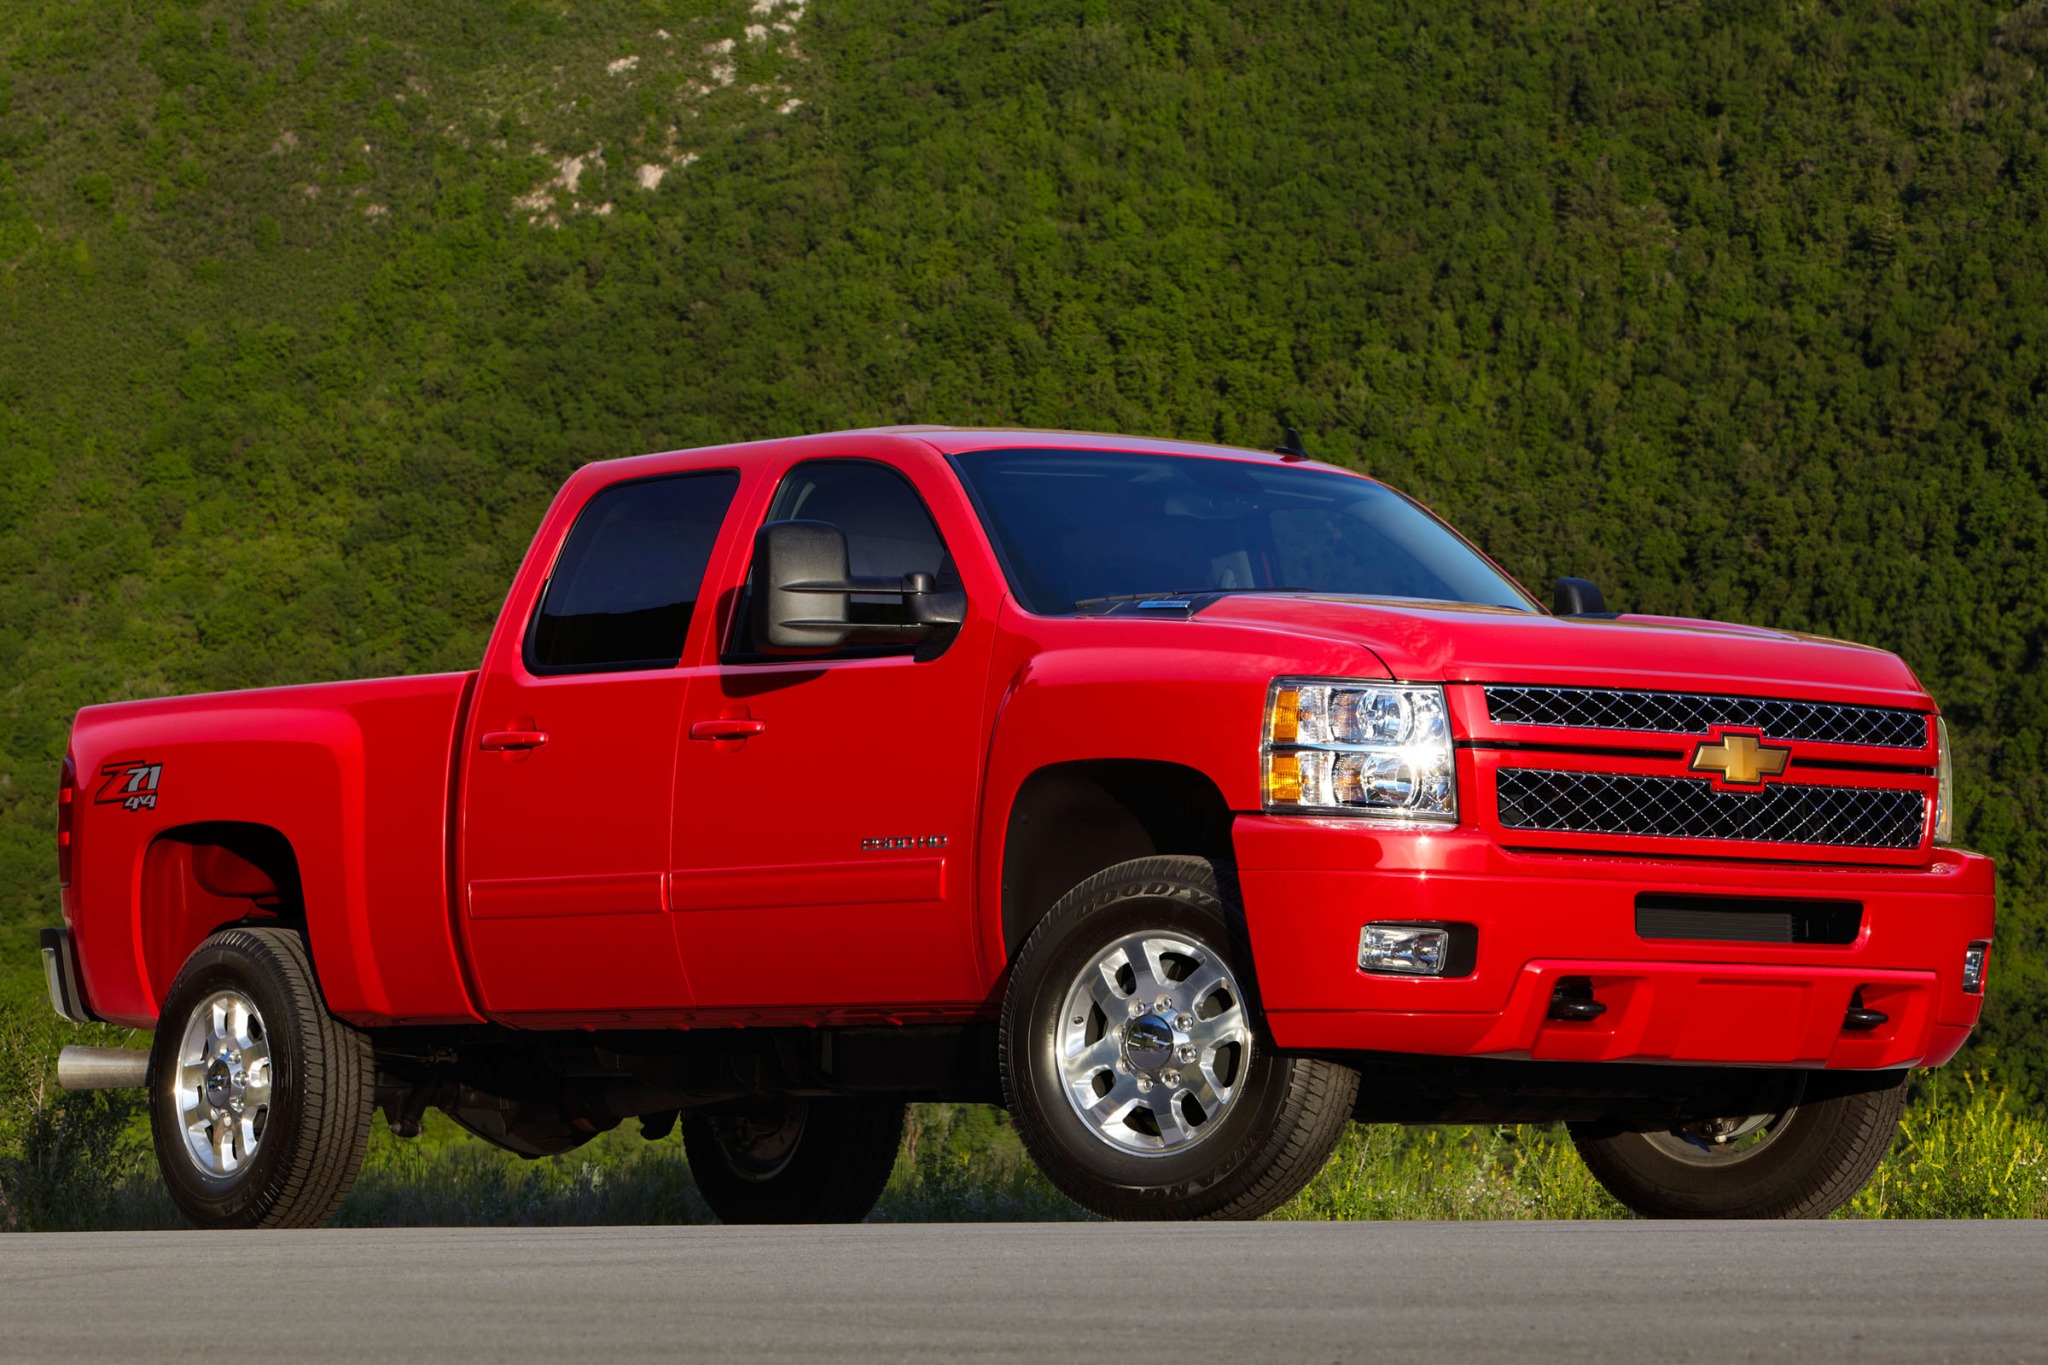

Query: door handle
689;718;767;741
480;730;550;751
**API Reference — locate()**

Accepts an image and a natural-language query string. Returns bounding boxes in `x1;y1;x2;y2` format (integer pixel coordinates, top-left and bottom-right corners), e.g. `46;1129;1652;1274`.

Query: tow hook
1843;990;1888;1032
1547;977;1607;1022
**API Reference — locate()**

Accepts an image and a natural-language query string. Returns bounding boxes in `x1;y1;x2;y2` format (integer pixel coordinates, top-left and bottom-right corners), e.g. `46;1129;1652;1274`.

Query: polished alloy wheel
172;989;274;1178
1641;1106;1797;1165
1055;930;1252;1155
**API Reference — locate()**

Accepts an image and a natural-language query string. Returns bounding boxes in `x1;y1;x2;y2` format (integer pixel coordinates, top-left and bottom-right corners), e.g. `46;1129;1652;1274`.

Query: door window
527;470;740;673
730;459;959;655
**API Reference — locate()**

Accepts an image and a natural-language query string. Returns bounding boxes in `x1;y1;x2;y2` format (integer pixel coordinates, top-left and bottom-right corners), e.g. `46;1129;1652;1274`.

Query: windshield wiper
1070;588;1305;611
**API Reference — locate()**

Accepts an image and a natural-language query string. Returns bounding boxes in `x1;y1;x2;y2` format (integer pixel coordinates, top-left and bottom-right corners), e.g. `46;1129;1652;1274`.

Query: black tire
148;926;377;1229
682;1099;905;1224
1569;1071;1908;1219
1000;855;1358;1221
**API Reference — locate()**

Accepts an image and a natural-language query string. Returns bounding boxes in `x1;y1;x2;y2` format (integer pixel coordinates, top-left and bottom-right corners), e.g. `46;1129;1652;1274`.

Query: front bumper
41;927;98;1026
1235;817;1995;1070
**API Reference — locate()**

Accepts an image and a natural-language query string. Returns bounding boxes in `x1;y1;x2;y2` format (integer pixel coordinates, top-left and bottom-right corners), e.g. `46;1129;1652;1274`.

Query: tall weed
0;1002;155;1231
1849;1074;2048;1219
1276;1123;1628;1221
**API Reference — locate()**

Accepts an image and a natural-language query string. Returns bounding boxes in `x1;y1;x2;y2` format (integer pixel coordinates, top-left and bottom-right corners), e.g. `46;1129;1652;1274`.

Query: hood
1196;596;1928;707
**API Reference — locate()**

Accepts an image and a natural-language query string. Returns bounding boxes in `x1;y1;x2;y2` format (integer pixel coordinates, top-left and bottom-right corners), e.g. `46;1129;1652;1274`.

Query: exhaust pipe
57;1046;151;1091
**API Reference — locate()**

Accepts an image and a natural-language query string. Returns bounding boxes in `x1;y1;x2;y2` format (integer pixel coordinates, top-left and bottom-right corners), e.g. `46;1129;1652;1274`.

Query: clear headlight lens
1263;679;1457;821
1933;716;1954;846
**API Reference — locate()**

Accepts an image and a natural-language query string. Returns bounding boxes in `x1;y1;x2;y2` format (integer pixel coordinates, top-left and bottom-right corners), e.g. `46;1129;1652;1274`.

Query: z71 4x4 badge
95;760;163;811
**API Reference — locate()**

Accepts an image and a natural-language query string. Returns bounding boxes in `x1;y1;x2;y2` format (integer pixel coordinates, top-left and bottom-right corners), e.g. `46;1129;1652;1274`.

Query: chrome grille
1483;686;1927;749
1495;769;1925;850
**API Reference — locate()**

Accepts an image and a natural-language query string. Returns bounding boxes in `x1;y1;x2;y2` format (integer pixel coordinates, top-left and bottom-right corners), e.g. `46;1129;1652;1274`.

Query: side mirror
1552;577;1609;617
754;519;966;650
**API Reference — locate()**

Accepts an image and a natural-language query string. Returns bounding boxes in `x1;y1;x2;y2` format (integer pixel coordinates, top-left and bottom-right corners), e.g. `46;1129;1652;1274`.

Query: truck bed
64;671;481;1027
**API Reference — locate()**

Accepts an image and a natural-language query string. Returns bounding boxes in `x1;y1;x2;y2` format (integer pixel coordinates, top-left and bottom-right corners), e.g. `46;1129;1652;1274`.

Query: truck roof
577;426;1357;480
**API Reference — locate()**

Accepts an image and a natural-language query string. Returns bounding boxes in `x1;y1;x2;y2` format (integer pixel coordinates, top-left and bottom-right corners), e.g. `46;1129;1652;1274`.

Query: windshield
950;448;1537;615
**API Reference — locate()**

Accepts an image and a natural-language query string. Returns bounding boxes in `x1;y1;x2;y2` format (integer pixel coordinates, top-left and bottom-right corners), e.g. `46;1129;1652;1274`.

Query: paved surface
0;1222;2041;1362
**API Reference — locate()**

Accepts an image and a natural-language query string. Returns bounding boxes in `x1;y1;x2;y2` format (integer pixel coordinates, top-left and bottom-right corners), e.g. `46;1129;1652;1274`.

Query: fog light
1963;941;1990;995
1360;924;1451;976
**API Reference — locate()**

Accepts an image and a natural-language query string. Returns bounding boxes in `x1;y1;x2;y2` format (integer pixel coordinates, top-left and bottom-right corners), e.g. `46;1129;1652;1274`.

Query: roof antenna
1275;423;1310;461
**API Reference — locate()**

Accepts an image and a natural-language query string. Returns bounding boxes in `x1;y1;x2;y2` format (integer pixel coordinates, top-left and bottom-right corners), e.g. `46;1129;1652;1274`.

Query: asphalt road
1;1222;2041;1363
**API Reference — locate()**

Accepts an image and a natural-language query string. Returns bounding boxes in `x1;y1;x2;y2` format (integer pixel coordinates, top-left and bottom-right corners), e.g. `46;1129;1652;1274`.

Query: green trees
0;0;2042;1095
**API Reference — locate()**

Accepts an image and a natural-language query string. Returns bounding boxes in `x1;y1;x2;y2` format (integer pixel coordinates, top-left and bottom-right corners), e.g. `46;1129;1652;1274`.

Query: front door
461;468;741;1019
670;457;994;1011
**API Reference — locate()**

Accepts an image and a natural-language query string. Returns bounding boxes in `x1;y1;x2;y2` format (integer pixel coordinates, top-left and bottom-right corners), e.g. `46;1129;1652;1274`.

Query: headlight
1263;679;1457;821
1933;716;1954;845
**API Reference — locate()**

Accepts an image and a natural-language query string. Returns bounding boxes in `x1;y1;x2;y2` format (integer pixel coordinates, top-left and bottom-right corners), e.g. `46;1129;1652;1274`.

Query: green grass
1848;1074;2048;1220
1274;1123;1629;1222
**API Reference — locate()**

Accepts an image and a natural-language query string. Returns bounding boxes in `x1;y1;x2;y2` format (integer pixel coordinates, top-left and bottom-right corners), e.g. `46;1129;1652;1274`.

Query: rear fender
69;709;378;1026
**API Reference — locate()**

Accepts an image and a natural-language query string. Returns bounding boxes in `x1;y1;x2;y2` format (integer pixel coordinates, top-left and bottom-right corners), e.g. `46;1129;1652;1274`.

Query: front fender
971;607;1386;981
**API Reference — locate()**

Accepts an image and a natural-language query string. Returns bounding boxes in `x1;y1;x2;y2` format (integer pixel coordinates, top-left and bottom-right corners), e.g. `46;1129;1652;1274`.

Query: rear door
460;469;741;1019
669;455;997;1011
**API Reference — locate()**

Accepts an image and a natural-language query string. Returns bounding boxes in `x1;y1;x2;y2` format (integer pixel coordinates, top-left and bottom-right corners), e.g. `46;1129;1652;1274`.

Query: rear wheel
1569;1071;1908;1219
682;1099;905;1224
148;927;377;1229
1000;855;1358;1220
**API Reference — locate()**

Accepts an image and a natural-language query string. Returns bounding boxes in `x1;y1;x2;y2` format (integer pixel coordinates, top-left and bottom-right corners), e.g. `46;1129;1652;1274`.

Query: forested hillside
1;0;2043;1097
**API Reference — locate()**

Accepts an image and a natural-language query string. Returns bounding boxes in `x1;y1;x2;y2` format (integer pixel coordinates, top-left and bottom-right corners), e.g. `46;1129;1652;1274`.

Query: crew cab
43;428;1996;1227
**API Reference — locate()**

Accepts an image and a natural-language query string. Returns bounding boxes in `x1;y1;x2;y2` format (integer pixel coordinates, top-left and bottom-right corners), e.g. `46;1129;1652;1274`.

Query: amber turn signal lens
1266;752;1303;804
1269;687;1300;745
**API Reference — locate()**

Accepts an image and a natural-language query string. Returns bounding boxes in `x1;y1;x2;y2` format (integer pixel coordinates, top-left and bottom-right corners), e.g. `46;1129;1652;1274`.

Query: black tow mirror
1552;577;1609;617
754;519;966;650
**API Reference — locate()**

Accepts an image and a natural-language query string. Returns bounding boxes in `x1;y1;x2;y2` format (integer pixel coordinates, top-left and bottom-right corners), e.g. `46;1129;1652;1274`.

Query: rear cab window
526;470;742;674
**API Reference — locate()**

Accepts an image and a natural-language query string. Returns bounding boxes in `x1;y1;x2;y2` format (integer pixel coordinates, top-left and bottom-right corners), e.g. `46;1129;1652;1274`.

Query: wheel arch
997;759;1235;960
141;822;313;1013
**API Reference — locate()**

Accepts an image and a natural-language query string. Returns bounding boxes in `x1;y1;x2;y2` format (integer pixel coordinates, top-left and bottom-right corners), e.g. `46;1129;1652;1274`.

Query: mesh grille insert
1495;769;1924;850
1483;686;1927;749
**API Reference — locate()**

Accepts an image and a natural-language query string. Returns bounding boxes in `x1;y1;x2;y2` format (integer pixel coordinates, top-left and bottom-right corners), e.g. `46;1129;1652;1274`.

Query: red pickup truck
44;427;1994;1228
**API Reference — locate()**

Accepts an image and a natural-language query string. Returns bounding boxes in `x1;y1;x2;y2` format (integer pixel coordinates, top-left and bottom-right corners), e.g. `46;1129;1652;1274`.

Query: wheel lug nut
1135;1076;1153;1093
1161;1069;1180;1086
1154;995;1173;1013
1173;1014;1194;1032
1127;1000;1144;1018
1176;1043;1197;1063
1116;1058;1130;1074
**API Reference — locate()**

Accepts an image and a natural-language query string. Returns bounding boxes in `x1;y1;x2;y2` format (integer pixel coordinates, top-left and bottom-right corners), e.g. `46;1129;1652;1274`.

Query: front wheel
148;927;377;1229
1000;855;1358;1220
1569;1071;1908;1219
682;1099;905;1224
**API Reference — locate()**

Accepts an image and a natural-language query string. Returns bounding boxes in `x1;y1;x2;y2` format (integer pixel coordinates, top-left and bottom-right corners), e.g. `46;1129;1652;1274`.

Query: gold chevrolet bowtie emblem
1690;732;1791;787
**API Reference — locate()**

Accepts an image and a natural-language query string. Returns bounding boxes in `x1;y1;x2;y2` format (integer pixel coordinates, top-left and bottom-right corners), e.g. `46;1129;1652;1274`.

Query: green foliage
0;0;2045;1213
0;1002;153;1231
334;1118;715;1228
872;1103;1089;1222
1276;1123;1629;1222
1850;1074;2048;1219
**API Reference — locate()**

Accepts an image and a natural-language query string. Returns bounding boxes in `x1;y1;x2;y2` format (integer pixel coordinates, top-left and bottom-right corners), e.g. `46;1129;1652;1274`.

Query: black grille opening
1634;893;1863;945
1495;768;1925;850
1483;686;1928;750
